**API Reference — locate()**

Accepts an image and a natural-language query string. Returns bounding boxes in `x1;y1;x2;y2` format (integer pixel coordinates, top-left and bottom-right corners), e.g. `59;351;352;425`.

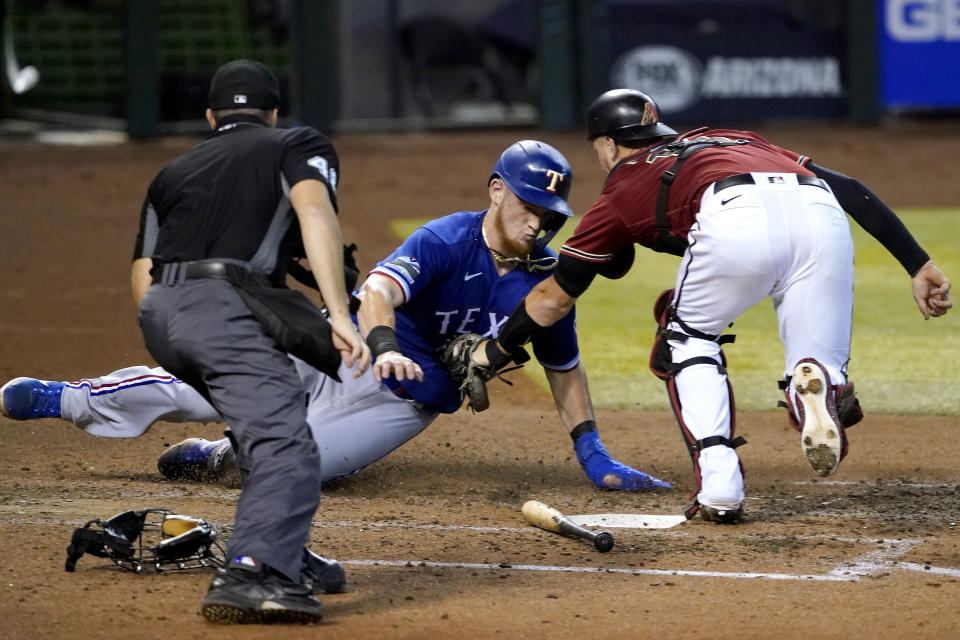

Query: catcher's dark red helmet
586;89;678;142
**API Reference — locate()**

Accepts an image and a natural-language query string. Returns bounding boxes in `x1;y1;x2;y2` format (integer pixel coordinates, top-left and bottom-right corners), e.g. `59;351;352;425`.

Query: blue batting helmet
490;140;573;249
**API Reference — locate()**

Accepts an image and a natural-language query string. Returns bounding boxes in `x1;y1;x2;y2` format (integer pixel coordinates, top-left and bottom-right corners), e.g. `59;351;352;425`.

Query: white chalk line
342;538;929;583
895;563;960;578
342;558;851;581
792;481;956;488
322;521;949;582
322;520;528;533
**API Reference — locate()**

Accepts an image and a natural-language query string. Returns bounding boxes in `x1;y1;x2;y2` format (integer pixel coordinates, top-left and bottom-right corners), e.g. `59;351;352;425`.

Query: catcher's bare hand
373;351;423;383
911;261;952;319
470;339;491;366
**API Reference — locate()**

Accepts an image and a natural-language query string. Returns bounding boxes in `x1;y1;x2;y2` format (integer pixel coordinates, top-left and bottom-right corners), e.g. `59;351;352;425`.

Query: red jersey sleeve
560;191;635;263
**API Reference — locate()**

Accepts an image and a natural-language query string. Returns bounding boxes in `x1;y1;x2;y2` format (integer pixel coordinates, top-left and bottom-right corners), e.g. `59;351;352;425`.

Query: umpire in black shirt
132;59;370;624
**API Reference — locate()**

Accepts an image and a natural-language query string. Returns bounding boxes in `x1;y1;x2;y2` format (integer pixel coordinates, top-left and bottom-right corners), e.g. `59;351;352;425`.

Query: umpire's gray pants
138;279;321;581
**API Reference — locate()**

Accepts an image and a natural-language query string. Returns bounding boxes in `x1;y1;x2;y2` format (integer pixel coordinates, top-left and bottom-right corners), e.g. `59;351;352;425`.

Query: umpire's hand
331;316;372;377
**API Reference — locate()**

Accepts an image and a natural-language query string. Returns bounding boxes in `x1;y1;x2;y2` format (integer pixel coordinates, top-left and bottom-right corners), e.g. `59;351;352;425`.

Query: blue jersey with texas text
369;211;580;413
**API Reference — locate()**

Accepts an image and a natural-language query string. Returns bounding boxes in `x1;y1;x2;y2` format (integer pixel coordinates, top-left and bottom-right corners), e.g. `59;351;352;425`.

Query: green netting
8;0;291;118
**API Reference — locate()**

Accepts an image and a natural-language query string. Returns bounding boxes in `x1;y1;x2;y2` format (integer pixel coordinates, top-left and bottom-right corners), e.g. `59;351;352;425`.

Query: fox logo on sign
545;169;566;193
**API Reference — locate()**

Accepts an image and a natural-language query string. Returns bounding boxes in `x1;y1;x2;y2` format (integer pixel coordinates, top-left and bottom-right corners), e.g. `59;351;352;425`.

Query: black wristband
366;325;401;359
570;419;598;443
484;340;514;370
497;300;546;355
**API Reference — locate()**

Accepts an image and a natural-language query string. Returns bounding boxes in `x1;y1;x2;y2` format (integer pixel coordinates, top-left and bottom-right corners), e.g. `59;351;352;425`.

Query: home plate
567;514;687;529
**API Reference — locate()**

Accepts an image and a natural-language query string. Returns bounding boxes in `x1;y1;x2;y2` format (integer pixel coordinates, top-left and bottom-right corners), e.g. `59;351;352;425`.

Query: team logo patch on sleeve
386;256;421;284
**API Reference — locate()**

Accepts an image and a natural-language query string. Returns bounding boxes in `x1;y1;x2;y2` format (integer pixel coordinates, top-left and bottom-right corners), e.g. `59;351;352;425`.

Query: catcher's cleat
0;377;65;420
201;558;322;625
792;359;848;477
698;503;744;524
301;548;347;594
158;438;238;484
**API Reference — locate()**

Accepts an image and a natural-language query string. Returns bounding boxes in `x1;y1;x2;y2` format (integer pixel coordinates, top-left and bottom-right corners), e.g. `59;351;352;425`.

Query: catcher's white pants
60;358;437;482
669;173;854;509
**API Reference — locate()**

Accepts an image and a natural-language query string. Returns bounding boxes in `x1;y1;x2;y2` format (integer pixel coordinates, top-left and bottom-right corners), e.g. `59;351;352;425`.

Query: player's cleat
792;358;848;477
201;558;322;625
699;503;744;524
0;377;65;420
301;548;347;594
158;438;239;484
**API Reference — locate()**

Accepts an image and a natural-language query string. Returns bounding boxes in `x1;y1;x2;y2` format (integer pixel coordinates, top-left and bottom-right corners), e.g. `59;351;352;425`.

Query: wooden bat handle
522;500;614;552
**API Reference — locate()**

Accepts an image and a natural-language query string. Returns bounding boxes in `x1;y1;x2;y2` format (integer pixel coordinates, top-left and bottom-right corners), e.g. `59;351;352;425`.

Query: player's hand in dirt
574;429;672;491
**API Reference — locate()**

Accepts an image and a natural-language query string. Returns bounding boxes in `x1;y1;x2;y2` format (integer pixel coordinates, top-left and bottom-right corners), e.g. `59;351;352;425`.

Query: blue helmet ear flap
490;140;574;220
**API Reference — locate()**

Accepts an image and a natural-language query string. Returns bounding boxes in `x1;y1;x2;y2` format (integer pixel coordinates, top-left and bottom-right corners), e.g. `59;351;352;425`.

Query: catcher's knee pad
649;288;736;380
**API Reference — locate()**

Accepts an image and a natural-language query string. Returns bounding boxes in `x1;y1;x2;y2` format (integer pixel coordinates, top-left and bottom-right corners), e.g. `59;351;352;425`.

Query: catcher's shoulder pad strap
651;136;751;256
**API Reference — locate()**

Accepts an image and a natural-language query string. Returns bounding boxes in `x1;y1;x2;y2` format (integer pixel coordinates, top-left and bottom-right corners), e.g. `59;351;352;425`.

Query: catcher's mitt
440;333;527;412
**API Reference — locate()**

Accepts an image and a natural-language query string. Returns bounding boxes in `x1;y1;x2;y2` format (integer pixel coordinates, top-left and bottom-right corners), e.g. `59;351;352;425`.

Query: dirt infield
1;123;958;639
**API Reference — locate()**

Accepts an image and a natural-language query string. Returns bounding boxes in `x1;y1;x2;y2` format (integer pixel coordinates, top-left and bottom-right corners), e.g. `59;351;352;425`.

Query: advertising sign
605;1;845;121
879;0;960;108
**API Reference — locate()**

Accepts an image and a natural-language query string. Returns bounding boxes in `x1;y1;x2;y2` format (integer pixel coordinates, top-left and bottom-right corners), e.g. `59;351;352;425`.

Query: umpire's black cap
208;59;280;110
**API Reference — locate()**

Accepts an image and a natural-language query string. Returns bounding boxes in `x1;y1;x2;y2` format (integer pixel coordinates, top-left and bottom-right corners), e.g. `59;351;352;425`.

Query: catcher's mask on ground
65;508;224;573
489;139;574;250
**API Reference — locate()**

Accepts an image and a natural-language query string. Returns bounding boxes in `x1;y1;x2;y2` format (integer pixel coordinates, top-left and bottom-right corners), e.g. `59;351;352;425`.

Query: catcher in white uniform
467;90;952;523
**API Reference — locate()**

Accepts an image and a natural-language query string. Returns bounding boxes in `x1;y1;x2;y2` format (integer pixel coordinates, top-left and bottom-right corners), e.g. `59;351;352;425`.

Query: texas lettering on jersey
367;210;580;413
434;309;509;338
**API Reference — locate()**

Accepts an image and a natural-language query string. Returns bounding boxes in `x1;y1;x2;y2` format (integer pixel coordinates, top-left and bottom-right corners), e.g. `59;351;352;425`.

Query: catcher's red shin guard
665;375;746;519
649;289;746;519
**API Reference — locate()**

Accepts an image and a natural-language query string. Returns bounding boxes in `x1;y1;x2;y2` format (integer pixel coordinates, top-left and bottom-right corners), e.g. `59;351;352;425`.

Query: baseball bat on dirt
521;500;614;552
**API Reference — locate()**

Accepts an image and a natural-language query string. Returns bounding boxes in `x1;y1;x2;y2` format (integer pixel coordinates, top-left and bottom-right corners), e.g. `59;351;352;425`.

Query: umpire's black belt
713;173;828;194
151;259;268;286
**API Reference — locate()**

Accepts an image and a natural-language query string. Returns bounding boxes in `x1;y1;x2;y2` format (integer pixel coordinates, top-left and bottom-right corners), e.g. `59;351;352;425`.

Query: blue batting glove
574;430;671;491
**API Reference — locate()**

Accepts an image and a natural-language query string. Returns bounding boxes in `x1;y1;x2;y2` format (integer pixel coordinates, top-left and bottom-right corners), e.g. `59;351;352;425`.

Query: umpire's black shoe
301;547;347;594
201;557;322;625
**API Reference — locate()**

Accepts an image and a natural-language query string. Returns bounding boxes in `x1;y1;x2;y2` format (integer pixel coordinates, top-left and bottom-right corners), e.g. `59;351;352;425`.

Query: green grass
390;211;959;415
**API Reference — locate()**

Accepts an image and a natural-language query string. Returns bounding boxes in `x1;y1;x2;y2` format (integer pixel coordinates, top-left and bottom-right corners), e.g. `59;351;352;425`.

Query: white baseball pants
669;172;855;509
